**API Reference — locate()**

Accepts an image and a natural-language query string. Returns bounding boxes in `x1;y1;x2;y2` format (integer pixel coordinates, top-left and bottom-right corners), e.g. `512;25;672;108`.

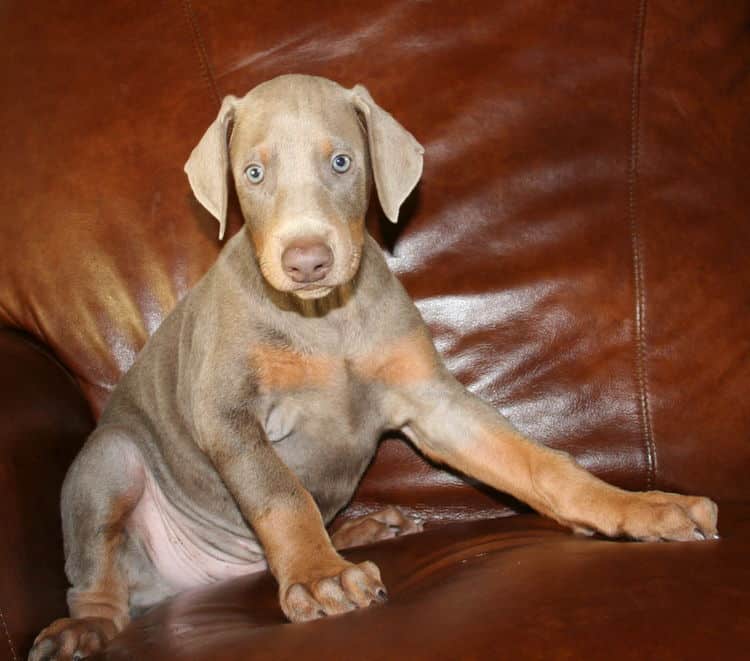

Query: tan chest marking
250;345;341;392
354;330;439;387
250;331;439;394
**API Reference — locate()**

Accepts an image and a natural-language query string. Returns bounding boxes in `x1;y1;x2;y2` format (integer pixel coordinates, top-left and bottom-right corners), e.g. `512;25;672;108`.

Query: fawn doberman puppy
30;74;719;660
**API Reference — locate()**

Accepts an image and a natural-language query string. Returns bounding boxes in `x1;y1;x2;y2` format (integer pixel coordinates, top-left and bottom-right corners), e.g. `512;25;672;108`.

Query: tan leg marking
29;617;118;661
425;424;718;542
331;506;424;550
29;488;136;660
253;493;387;622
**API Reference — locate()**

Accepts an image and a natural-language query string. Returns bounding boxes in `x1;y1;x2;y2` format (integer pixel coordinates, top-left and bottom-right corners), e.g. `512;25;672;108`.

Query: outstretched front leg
377;330;718;542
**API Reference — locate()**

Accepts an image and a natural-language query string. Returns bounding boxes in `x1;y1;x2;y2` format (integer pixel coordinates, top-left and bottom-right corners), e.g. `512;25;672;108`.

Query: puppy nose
281;240;334;283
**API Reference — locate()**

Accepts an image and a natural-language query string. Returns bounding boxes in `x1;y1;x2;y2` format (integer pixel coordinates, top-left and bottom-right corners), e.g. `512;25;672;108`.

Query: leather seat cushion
103;503;750;660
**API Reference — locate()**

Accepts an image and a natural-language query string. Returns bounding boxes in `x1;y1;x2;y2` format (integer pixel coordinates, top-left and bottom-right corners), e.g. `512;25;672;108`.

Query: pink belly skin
128;471;267;591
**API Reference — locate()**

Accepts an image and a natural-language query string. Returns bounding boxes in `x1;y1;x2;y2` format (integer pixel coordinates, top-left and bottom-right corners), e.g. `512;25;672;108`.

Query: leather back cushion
1;1;748;519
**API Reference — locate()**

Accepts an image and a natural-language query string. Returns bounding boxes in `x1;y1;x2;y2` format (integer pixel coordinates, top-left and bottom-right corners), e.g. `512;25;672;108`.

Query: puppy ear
350;85;424;224
184;95;238;240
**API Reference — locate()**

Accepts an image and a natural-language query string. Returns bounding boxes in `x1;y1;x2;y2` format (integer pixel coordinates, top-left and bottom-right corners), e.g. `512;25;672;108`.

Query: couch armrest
0;329;94;660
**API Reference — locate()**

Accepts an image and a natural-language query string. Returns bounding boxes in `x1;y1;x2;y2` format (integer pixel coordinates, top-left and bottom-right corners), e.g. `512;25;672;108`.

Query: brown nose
281;240;334;283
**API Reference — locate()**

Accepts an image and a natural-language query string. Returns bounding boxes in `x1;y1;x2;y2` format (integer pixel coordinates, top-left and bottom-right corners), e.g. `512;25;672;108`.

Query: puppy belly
128;471;266;591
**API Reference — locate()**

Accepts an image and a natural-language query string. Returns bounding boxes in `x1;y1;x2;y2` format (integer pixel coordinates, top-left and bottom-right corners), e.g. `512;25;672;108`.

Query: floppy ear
184;95;238;240
350;85;424;224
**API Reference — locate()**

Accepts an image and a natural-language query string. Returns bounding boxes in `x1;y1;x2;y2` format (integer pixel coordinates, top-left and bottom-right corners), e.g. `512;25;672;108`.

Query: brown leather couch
2;1;749;659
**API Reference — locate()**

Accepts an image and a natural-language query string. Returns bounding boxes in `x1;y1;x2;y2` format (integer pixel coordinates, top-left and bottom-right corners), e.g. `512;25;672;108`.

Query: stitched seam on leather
0;605;17;661
181;0;221;107
629;0;656;490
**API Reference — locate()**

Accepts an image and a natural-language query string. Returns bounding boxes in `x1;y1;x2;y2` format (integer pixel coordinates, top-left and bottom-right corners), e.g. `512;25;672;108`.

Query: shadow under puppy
30;74;719;661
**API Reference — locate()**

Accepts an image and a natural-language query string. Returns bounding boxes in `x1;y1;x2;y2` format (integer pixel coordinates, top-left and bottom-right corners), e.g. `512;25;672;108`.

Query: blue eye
331;153;351;173
245;164;264;184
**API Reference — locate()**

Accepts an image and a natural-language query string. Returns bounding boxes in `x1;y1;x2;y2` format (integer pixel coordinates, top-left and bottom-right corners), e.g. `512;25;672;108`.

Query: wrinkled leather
1;0;749;659
103;503;750;661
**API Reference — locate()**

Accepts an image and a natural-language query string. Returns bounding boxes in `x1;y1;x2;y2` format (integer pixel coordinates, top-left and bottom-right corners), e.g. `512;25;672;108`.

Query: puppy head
185;74;423;299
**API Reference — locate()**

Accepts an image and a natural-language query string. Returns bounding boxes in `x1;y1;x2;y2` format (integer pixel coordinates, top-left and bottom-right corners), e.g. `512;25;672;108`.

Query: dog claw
282;559;387;622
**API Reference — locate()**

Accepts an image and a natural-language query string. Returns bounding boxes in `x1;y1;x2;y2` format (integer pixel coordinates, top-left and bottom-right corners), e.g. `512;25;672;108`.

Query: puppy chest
247;330;438;397
257;383;382;458
259;393;381;520
249;345;383;515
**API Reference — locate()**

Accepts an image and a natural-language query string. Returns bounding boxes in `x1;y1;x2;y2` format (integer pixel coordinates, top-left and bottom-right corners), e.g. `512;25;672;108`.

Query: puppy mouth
292;284;333;300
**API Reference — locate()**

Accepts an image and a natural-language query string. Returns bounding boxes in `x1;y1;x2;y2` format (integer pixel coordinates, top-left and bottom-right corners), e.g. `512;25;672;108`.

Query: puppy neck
263;277;357;318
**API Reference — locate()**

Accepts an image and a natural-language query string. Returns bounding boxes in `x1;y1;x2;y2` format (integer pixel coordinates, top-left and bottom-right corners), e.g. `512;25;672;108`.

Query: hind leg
29;427;145;661
331;506;423;550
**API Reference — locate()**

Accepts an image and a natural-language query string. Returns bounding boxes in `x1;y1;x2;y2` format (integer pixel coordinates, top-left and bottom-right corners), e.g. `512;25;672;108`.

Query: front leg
381;352;718;541
196;408;387;621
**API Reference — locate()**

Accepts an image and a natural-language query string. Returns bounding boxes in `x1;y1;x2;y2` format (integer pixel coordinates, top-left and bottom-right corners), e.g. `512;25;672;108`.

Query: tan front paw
280;559;387;622
617;492;719;542
29;617;117;661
